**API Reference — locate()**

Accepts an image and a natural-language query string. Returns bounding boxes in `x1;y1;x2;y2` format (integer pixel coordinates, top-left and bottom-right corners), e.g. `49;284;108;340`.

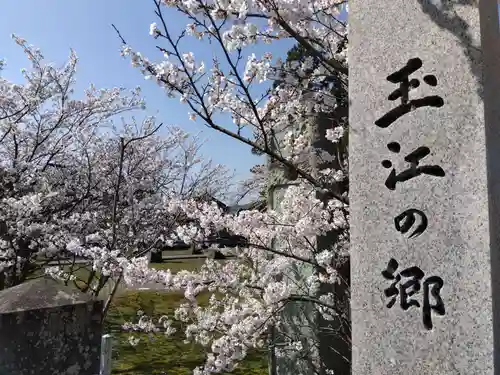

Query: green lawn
105;290;268;375
31;256;265;374
104;258;268;375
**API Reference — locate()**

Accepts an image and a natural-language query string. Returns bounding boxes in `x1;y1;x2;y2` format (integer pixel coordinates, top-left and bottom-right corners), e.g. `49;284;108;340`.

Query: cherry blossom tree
0;35;231;310
104;0;350;373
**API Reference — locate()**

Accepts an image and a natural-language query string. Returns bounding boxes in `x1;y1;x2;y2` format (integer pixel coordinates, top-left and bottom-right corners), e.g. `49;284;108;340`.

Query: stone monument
349;0;500;374
0;277;103;375
267;96;350;374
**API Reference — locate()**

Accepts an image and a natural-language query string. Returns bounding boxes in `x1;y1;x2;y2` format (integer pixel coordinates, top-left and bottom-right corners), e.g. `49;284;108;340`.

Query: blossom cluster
113;0;350;371
0;36;230;293
83;183;349;373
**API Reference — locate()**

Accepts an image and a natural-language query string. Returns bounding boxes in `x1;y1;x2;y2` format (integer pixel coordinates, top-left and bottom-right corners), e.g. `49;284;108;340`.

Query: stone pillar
310;109;350;375
0;277;103;375
349;0;500;373
100;334;113;375
269;183;318;375
267;101;350;374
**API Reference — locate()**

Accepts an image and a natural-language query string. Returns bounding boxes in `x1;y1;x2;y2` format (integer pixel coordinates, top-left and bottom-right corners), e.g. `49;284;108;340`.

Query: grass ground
30;253;265;374
104;257;268;375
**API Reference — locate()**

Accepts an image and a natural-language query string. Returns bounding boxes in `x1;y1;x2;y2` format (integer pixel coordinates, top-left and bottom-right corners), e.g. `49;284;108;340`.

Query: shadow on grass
151;258;208;273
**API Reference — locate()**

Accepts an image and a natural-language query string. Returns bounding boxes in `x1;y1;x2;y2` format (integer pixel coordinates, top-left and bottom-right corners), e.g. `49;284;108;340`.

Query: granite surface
349;0;500;373
0;277;103;375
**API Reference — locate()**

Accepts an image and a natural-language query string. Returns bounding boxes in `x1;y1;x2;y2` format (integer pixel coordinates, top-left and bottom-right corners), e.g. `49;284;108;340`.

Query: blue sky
0;0;295;182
